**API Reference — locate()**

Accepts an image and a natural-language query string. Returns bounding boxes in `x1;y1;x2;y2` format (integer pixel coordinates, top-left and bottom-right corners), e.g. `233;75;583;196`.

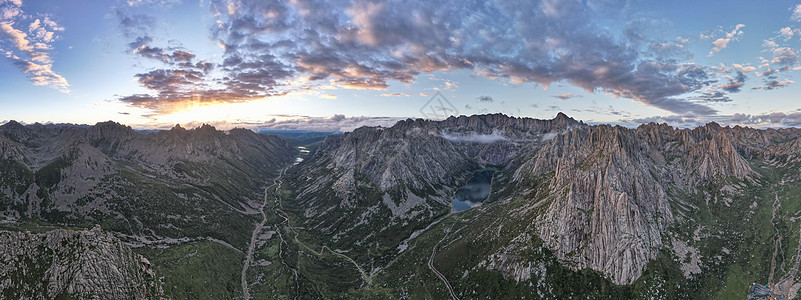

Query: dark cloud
719;71;746;93
117;0;735;115
127;36;205;66
113;8;156;38
695;91;732;103
761;68;778;79
571;105;629;117
477;95;493;103
552;93;581;100
754;79;794;90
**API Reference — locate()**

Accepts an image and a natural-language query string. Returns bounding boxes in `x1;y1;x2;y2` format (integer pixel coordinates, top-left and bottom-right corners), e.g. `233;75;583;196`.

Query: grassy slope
134;241;245;299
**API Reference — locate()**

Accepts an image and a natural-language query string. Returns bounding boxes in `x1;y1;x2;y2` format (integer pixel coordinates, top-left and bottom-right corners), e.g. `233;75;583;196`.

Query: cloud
694;91;732;103
708;24;745;56
569;105;629;118
441;130;508;144
770;47;798;66
0;2;69;93
114;8;296;113
0;21;33;53
754;79;794;90
251;115;403;132
113;8;157;38
780;26;794;41
718;71;746;93
626;115;696;126
760;68;779;78
127;36;202;65
319;94;337;99
629;110;801;128
0;6;21;20
126;0;181;8
9;60;69;90
380;93;409;97
123;114;403;132
552;93;581;100
763;39;779;49
477;95;493;103
792;4;801;22
114;0;730;116
732;64;755;73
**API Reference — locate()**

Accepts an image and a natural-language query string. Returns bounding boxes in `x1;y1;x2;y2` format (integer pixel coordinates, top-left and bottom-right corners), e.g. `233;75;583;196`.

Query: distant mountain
257;129;342;144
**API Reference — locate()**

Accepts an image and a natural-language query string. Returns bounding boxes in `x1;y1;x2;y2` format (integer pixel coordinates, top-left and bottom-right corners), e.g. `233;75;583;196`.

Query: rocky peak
196;123;217;133
553;111;576;125
0;120;33;142
88;121;133;140
170;124;187;133
1;120;24;129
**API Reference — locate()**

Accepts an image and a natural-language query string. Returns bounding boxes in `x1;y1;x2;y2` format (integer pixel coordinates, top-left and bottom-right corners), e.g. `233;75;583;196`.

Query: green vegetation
135;241;245;299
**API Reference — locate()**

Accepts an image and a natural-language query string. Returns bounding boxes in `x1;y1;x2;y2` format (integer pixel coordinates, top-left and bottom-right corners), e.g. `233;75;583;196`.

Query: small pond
452;170;495;212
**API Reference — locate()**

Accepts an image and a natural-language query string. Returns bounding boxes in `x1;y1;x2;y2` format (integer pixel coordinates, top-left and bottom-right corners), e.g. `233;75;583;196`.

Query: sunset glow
2;0;801;130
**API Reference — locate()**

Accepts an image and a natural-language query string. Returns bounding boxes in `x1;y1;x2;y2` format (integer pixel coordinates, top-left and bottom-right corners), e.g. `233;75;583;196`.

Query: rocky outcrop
0;226;162;299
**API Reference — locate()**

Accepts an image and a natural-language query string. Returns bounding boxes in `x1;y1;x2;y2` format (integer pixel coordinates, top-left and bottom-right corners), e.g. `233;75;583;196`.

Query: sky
2;0;801;131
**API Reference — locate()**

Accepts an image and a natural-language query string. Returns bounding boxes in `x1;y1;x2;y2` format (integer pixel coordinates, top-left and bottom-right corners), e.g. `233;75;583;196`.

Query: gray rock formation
0;226;162;299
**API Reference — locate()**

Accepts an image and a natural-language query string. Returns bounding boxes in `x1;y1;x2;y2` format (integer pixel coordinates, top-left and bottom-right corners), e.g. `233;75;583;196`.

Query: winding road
272;187;372;285
428;226;459;300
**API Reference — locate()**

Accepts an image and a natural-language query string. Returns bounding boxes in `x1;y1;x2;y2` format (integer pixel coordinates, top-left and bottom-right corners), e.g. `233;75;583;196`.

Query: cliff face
501;122;759;283
507;125;673;284
0;227;162;299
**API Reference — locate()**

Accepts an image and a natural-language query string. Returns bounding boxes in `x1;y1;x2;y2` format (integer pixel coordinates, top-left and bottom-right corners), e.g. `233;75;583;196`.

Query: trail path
428;226;459;300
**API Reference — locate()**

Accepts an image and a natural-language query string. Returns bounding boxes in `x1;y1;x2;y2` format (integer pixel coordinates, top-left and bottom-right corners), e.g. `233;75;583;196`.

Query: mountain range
1;114;801;299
